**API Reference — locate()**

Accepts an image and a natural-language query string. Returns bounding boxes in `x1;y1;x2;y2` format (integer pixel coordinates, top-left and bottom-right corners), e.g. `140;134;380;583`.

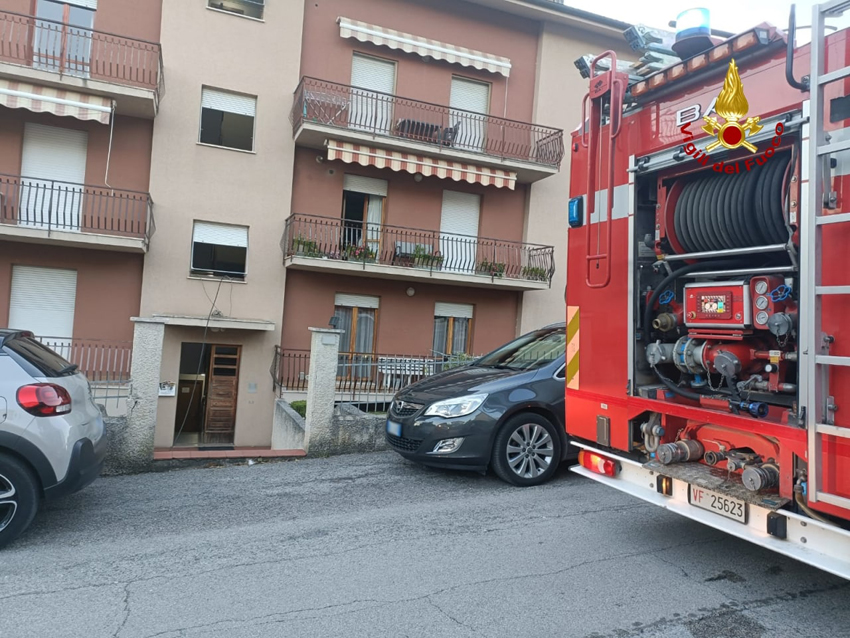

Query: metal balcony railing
291;77;564;167
0;173;154;243
272;347;479;410
281;213;555;284
0;9;164;99
35;335;132;412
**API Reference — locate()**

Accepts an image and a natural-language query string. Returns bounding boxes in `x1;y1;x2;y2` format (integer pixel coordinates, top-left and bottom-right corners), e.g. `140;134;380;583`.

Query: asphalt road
1;451;848;638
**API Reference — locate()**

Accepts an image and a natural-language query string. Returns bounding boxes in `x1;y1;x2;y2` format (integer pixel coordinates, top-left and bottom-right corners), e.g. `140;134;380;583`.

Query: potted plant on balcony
477;259;506;278
412;245;443;269
292;235;325;258
521;266;548;281
343;244;377;262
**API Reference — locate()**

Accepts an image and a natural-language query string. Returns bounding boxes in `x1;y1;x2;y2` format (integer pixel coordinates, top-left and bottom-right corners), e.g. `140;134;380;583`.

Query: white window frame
198;86;258;153
190;220;249;280
206;0;264;22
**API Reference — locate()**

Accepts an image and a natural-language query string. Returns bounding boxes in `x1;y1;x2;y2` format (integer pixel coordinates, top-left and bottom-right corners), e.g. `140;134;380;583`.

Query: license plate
689;486;747;524
386;420;402;437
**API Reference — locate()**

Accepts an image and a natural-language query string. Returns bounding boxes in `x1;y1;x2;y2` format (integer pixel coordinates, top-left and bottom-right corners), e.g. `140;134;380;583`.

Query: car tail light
17;383;72;417
579;450;619;477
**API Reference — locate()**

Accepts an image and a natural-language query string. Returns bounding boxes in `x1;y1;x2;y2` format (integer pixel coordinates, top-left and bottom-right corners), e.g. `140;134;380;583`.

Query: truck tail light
17;383;72;417
579;450;620;477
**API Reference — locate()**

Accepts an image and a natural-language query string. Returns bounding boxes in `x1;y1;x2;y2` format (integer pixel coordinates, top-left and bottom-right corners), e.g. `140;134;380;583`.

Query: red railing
281;213;555;284
291;77;564;167
35;336;132;384
0;9;163;99
0;172;154;243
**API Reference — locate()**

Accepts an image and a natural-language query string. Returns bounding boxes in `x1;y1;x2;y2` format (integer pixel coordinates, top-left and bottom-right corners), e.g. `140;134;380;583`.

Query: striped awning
325;140;517;190
0;79;112;124
337;17;512;77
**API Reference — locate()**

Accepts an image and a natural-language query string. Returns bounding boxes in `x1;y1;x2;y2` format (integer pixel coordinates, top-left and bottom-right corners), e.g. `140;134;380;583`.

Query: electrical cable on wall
172;276;228;446
104;101;116;192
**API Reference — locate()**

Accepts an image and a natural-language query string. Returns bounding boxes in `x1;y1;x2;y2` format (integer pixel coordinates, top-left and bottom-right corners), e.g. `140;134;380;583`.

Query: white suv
0;330;106;548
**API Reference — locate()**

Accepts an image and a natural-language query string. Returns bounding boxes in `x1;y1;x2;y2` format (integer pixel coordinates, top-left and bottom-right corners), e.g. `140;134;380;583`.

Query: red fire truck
566;2;850;579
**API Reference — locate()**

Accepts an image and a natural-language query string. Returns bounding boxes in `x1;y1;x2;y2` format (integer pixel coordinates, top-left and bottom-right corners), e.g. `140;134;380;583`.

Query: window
191;221;248;279
334;294;379;381
208;0;263;20
440;190;480;273
449;76;490;151
349;53;396;132
474;325;566;372
433;302;473;356
35;0;96;77
200;87;257;152
342;174;387;256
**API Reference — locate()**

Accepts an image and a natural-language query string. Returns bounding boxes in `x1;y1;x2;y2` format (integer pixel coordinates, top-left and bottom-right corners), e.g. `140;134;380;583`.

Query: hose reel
670;151;792;253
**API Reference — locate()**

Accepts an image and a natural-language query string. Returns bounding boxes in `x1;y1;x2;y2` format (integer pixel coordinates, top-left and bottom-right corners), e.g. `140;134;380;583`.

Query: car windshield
474;326;566;372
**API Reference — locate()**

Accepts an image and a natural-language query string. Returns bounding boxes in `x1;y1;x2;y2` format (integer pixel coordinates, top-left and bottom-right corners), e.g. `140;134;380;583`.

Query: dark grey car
385;323;570;486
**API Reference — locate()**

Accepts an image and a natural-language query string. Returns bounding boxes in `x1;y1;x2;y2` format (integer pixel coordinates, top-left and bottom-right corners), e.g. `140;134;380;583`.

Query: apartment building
0;0;162;395
1;0;633;455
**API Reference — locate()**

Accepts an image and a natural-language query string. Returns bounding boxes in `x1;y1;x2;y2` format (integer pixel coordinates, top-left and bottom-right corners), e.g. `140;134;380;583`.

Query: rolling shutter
350;54;396;93
334;293;379;309
193;221;248;247
343;174;388;197
21;123;88;184
68;0;98;8
9;266;77;338
435;302;473;319
439;190;480;237
450;77;490;114
201;88;256;117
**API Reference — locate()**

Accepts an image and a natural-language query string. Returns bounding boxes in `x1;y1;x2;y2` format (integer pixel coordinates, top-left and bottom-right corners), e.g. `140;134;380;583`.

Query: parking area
1;451;848;638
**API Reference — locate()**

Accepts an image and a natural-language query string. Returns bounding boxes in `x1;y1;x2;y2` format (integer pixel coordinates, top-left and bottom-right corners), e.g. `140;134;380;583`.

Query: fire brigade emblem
702;59;762;153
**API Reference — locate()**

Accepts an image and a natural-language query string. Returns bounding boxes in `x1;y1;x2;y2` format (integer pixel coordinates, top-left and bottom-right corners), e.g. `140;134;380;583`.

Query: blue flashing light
675;8;711;41
568;197;584;228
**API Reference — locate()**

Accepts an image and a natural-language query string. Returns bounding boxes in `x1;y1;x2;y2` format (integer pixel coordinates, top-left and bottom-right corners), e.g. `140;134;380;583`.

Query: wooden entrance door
202;345;241;445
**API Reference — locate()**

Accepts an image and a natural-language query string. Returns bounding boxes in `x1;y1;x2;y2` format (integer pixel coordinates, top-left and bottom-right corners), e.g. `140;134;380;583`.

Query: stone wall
273;400;388;457
101;414;136;476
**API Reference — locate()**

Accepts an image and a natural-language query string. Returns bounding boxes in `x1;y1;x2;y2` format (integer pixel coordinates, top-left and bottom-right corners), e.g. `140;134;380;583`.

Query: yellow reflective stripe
566;306;579;390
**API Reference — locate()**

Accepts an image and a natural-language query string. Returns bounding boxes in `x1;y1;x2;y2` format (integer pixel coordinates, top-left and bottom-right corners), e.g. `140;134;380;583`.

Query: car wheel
491;413;561;487
0;453;40;550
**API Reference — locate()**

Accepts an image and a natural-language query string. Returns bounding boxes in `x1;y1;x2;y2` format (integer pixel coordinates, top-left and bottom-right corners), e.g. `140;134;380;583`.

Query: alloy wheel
0;473;17;533
505;423;554;479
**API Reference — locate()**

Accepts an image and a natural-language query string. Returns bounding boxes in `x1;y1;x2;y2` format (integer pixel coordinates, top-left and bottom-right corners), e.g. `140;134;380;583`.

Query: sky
561;0;850;44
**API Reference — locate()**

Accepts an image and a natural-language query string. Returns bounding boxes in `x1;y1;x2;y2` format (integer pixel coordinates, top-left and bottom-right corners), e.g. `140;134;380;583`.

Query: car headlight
424;393;488;418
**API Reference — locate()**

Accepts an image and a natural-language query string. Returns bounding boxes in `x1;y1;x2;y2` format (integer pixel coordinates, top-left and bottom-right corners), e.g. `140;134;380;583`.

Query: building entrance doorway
174;343;241;447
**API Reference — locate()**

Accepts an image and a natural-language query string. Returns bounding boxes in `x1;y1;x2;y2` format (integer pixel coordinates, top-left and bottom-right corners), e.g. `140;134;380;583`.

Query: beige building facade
1;0;634;456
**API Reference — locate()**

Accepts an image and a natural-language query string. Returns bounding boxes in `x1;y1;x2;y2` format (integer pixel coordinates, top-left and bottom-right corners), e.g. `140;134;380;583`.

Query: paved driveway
0;451;847;637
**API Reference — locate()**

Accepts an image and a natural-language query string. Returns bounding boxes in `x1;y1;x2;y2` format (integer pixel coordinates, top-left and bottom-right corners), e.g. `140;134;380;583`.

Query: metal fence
282;213;555;284
0;173;154;242
291;77;565;167
271;347;478;412
0;9;164;97
36;336;132;415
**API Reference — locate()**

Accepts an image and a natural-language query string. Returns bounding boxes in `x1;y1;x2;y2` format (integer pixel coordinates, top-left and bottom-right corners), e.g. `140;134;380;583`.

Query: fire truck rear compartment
633;141;802;497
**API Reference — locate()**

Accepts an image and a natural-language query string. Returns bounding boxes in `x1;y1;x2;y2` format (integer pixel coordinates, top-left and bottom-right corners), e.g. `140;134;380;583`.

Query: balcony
0;173;155;252
281;213;554;291
0;10;163;118
290;77;564;184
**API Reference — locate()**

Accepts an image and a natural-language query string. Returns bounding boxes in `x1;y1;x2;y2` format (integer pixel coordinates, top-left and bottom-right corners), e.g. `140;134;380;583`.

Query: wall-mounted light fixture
406;287;415;297
413;173;423;182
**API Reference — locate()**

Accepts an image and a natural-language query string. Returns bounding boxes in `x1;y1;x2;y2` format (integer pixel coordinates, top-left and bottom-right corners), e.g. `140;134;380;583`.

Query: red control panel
684;282;751;329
